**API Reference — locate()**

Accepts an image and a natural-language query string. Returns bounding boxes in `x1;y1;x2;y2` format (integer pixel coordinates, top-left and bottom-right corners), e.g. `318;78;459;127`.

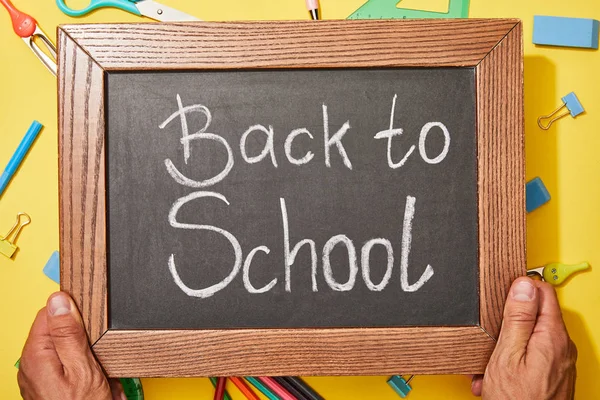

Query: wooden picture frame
58;19;525;377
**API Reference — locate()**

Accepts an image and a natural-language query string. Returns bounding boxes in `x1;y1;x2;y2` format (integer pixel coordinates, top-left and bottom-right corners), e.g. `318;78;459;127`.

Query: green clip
348;0;470;20
543;262;590;286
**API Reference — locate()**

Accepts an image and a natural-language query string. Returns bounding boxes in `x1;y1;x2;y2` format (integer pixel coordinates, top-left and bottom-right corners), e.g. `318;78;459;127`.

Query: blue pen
245;377;280;400
0;121;43;197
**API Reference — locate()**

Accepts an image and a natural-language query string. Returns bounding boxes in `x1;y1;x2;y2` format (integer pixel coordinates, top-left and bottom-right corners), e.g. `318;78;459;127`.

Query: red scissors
1;0;57;75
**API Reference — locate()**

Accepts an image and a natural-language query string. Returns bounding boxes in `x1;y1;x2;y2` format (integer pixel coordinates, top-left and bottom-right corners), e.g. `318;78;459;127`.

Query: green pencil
245;377;280;400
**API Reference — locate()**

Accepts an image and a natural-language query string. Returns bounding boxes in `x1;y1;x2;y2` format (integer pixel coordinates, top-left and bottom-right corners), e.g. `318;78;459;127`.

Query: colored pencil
214;377;227;400
230;377;261;400
209;378;232;400
284;377;325;400
305;0;320;20
0;121;43;197
273;377;310;400
245;377;280;400
258;377;296;400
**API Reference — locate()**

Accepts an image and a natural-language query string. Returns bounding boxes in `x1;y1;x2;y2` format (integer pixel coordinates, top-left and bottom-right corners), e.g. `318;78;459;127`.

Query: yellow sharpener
0;213;31;259
527;262;591;286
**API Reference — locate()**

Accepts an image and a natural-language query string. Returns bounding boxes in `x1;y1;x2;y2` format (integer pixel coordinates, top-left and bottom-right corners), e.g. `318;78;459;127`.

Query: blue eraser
43;251;60;284
526;177;551;213
562;92;585;117
533;16;599;49
387;376;412;398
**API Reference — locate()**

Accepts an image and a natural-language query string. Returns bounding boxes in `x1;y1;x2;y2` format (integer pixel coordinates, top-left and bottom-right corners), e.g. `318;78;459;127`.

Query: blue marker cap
562;92;585;117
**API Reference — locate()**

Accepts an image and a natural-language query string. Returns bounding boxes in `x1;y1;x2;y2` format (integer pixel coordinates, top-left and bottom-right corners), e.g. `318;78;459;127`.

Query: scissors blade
135;0;200;22
527;266;545;279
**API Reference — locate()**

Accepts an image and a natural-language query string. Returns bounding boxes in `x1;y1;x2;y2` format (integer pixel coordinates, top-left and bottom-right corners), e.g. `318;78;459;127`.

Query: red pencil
214;377;227;400
230;377;261;400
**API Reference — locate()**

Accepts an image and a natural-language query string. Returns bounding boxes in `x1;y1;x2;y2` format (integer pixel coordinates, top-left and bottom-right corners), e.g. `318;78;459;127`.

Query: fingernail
511;280;535;302
121;393;128;400
48;294;71;316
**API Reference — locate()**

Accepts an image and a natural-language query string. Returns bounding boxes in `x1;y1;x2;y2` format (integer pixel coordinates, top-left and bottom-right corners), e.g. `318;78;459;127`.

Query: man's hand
472;277;577;399
18;292;125;400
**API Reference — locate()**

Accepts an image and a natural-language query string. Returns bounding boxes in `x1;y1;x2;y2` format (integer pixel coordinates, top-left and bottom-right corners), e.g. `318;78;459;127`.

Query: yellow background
1;0;599;398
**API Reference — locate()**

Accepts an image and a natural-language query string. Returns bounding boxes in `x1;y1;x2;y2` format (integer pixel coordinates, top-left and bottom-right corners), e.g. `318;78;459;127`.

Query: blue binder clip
538;92;585;130
387;375;414;398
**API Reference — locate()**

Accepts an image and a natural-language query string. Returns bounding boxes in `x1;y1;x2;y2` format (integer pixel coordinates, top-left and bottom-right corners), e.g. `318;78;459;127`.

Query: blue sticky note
43;251;60;284
388;376;412;398
562;92;585;117
533;16;599;49
526;178;551;213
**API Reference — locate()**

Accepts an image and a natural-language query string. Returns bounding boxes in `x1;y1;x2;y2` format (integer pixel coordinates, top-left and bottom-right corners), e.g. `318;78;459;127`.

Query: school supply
120;378;144;400
533;15;599;49
538;92;585;130
0;121;43;198
528;262;591;286
526;177;551;213
305;0;320;20
43;251;60;283
273;377;310;400
282;377;324;400
245;377;279;400
214;377;227;400
0;0;56;75
209;378;232;400
56;0;199;21
348;0;469;20
258;377;297;400
388;375;414;398
0;213;30;259
230;377;260;400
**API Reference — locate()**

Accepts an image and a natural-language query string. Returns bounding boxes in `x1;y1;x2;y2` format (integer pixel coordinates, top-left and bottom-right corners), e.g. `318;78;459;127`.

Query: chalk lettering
280;198;318;292
159;95;234;188
243;246;277;293
374;94;415;169
285;128;315;165
401;196;434;292
361;238;394;291
322;234;358;292
168;191;242;298
240;124;278;168
419;122;451;164
323;104;353;170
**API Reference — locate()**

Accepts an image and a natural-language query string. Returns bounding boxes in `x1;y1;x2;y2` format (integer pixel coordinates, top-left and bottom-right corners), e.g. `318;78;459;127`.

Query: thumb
496;277;540;360
46;292;96;370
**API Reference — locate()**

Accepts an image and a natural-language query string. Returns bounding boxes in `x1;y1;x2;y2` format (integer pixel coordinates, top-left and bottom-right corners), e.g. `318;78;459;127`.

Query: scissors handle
56;0;141;17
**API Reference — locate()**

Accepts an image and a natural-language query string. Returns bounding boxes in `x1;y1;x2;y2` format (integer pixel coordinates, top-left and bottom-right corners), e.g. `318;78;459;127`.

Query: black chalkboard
106;68;478;330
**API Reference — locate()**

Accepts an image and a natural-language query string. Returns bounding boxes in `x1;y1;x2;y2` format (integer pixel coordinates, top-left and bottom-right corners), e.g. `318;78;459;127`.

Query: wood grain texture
94;327;495;377
58;19;519;70
58;30;108;344
57;20;525;376
476;23;526;338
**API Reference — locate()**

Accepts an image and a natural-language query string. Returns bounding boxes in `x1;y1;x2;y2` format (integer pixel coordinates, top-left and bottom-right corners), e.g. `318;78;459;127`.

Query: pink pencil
258;377;296;400
305;0;320;20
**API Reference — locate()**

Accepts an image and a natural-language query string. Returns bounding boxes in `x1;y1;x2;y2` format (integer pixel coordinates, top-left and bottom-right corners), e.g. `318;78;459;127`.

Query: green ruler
348;0;470;19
